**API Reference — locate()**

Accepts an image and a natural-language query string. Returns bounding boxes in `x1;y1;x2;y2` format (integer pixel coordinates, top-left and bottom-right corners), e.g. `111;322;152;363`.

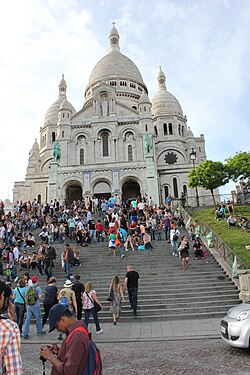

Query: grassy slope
190;206;250;268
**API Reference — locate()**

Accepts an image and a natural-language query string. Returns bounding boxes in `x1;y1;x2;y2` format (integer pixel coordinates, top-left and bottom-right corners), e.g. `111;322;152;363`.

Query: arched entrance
65;183;83;206
93;181;111;200
122;180;140;202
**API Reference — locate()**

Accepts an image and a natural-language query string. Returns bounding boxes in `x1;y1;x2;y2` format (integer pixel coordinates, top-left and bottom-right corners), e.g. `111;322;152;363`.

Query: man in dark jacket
124;265;140;318
72;275;84;320
43;243;56;281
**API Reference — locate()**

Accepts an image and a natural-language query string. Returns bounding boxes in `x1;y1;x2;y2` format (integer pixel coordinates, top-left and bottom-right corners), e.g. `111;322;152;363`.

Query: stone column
47;161;58;202
239;269;250;302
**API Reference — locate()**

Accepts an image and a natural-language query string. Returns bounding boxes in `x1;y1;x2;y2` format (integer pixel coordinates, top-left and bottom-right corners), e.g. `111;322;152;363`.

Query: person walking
108;275;124;325
43;242;56;281
72;274;85;320
63;243;74;280
82;282;103;334
170;223;180;256
124;265;140;318
13;278;27;333
0;280;22;374
42;277;58;328
57;279;77;340
178;235;190;271
22;276;44;338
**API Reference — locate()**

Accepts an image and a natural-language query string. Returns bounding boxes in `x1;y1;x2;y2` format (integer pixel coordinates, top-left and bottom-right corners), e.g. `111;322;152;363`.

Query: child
73;246;81;266
109;230;117;256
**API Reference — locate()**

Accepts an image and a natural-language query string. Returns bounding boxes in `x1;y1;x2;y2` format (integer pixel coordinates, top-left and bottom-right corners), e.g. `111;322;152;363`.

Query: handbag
138;245;145;251
17;287;27;312
107;289;114;302
86;292;102;312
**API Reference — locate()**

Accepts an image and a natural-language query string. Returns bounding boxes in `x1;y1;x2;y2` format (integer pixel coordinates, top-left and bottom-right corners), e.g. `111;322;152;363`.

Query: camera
40;345;50;362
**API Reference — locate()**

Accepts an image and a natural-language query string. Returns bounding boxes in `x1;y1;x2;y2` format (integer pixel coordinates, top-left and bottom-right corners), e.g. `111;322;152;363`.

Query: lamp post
190;148;200;207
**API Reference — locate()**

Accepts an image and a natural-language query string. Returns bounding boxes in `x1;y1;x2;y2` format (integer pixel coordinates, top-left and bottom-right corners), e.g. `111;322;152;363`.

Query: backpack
66;326;103;375
59;296;68;307
25;287;37;305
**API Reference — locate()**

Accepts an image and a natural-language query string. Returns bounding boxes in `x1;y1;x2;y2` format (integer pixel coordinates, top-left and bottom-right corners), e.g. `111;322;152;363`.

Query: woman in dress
82;282;103;334
178;235;190;271
108;275;124;325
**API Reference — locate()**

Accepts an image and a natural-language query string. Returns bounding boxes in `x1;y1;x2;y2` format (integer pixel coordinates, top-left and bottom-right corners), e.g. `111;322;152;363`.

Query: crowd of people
0;194;209;374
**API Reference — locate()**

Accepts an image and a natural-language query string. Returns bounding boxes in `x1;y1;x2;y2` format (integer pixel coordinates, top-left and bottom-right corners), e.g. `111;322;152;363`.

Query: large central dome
85;24;147;98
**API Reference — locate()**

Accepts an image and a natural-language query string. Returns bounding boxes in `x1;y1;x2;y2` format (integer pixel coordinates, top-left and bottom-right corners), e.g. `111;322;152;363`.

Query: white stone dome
152;67;183;116
59;99;76;113
44;75;75;124
85;24;147;96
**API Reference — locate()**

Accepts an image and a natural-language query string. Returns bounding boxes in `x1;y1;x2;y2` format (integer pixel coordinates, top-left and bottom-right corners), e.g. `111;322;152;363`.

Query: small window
182;125;184;136
80;149;84;165
144;106;147;112
183;185;187;196
132;105;137;110
169;123;173;135
178;124;181;135
102;132;109;157
164;186;169;201
128;145;133;162
68;113;69;118
199;147;201;152
52;132;55;143
62;131;64;138
145;124;148;132
173;177;178;198
37;194;41;203
63;113;65;118
154;126;158;137
163;123;168;135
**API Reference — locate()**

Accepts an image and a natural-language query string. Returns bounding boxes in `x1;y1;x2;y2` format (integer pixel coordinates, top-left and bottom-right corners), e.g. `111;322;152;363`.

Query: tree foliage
188;160;228;206
225;152;250;182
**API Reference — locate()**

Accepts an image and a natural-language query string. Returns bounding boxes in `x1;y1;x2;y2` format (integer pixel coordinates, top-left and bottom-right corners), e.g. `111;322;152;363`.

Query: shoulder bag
86;292;102;312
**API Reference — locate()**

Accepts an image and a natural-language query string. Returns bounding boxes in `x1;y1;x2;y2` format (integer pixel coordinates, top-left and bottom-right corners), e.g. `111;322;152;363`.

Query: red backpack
66;325;103;375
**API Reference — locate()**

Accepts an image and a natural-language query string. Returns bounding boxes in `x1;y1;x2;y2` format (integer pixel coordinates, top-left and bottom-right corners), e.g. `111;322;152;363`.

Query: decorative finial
112;21;115;27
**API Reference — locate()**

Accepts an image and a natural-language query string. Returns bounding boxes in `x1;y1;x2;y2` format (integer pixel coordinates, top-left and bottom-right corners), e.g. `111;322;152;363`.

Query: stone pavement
22;316;221;344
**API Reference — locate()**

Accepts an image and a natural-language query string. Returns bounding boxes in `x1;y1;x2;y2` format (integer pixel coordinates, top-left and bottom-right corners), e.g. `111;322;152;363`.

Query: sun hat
48;304;68;332
63;279;73;288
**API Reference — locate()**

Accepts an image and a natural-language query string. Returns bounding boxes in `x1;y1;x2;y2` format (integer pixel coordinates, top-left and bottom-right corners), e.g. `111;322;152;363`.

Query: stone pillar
145;155;159;206
47;161;58;202
239;269;250;302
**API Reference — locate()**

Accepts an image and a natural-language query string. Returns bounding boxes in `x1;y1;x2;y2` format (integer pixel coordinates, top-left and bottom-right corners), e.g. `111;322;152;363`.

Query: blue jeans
84;307;101;332
22;304;43;336
89;230;97;242
15;302;26;332
119;241;125;256
44;260;53;281
171;240;179;255
64;261;71;279
164;226;171;240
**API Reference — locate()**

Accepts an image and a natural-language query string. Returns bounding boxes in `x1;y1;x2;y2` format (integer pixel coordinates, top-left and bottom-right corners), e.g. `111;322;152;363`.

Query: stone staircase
25;231;240;322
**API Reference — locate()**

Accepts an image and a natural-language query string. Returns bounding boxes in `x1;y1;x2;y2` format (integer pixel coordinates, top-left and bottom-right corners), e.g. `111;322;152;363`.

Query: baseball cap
31;276;38;283
48;304;68;332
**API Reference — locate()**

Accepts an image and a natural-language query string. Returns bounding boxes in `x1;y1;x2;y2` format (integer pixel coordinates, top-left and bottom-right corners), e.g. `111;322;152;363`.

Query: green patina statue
52;141;61;163
144;134;153;155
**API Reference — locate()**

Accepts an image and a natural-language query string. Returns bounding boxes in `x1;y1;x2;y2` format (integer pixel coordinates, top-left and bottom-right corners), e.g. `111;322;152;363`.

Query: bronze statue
144;134;153;155
52;141;61;163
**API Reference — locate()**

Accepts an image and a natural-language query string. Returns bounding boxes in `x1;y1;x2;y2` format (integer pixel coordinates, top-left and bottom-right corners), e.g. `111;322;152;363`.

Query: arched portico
122;179;141;202
65;182;83;205
93;180;111;199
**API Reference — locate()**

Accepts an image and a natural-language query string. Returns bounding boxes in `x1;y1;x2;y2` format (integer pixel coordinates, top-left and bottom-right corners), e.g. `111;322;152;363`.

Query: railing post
239;270;250;302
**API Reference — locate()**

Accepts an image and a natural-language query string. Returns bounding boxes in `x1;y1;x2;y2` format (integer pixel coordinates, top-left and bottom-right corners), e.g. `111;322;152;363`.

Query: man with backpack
22;276;44;338
40;304;103;374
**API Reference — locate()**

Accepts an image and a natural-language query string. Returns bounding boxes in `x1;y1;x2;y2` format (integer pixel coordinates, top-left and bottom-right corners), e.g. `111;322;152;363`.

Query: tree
225;152;250;182
188;160;228;207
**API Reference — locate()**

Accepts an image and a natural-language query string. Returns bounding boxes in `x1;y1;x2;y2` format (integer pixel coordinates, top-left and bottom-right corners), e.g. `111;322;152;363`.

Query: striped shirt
0;317;22;374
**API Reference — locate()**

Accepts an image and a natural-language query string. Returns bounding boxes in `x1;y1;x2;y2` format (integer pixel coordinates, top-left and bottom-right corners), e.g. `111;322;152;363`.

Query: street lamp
190;148;200;207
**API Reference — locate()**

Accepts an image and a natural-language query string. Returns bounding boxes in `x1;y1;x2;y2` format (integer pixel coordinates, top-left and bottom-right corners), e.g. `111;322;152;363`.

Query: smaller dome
59;99;76;113
152;67;183;116
139;92;150;104
186;126;194;139
44;75;75;124
32;138;39;150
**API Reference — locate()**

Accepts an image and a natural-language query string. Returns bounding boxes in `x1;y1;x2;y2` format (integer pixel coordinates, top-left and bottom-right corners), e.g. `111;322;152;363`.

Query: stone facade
13;24;210;206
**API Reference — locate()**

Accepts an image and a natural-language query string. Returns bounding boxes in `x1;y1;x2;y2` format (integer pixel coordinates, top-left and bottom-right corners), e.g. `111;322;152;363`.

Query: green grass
190;206;250;268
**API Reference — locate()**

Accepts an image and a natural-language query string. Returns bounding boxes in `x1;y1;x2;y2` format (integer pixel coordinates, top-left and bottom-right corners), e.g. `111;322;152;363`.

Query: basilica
13;24;209;206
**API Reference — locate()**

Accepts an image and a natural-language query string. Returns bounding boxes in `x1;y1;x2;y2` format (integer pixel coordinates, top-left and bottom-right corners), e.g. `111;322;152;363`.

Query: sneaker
121;254;125;259
114;321;117;325
22;334;29;339
96;329;103;335
172;252;175;256
175;254;178;257
14;277;19;283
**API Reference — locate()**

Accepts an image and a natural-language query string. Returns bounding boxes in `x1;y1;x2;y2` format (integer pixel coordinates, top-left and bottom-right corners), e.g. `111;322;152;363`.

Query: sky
0;0;250;200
